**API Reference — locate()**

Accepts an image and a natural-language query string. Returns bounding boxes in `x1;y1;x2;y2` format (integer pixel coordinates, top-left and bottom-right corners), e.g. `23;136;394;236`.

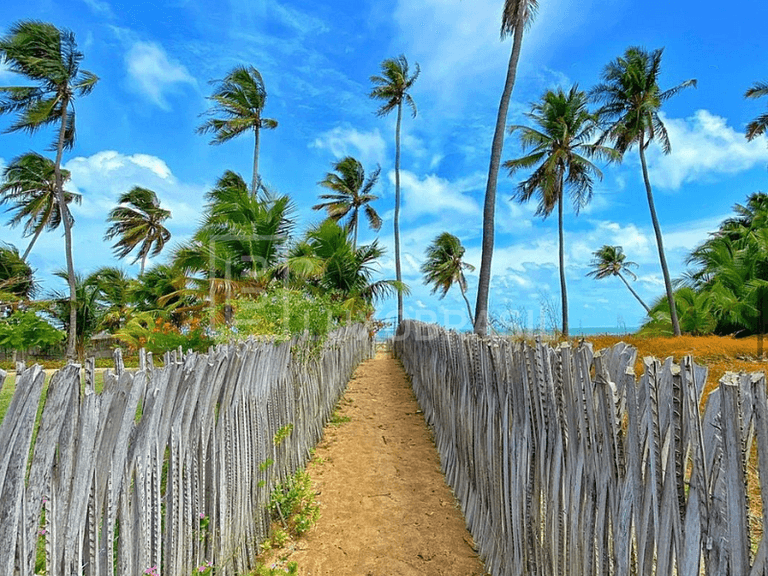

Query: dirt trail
285;349;488;576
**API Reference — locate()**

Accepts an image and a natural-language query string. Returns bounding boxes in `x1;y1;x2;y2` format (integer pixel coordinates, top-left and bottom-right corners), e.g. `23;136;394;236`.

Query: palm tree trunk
252;126;260;195
394;102;403;326
21;224;46;262
461;285;474;326
353;212;359;250
140;252;147;276
558;185;568;339
474;23;525;336
617;271;651;313
55;98;78;361
638;137;681;336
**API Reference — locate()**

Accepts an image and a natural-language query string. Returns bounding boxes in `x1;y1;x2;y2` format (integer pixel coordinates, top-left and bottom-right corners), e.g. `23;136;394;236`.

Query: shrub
214;287;364;343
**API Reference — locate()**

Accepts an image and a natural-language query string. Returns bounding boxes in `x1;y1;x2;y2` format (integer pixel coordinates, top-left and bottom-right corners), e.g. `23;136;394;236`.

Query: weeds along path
287;349;487;575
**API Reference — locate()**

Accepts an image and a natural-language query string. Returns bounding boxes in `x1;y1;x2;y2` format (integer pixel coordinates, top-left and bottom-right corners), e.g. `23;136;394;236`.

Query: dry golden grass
583;333;768;397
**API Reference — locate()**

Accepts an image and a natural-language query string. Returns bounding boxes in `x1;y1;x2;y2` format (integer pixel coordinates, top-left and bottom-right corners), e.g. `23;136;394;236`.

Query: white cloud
271;1;329;35
64;151;206;230
391;0;627;113
661;215;724;253
396;170;482;220
392;0;509;109
647;110;768;190
311;126;387;168
589;221;653;261
83;0;114;17
125;41;196;110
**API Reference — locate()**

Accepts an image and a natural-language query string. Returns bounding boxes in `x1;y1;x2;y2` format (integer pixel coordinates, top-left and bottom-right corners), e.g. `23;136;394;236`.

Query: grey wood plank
0;365;45;576
720;375;751;575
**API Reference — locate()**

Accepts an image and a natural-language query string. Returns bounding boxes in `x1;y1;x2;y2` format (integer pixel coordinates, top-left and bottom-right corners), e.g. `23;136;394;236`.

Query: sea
375;324;639;341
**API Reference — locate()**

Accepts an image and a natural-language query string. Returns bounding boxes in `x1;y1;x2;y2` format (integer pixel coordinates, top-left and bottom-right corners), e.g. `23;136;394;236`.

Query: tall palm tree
0;152;80;261
505;86;617;338
313;156;382;248
197;65;277;195
0;21;98;359
421;232;475;324
586;245;650;313
369;54;419;326
591;46;696;336
745;81;768;142
474;0;540;336
105;187;171;275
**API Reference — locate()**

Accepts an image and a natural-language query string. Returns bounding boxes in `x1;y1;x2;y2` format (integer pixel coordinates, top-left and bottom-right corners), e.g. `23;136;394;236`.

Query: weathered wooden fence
395;320;768;575
0;323;374;576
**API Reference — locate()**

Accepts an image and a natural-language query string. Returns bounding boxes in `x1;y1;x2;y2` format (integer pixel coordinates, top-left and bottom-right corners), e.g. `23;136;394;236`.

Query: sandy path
285;350;488;576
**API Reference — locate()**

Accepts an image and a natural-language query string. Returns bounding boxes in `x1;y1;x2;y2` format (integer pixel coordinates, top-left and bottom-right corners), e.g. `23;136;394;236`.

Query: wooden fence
395;320;768;576
0;323;374;576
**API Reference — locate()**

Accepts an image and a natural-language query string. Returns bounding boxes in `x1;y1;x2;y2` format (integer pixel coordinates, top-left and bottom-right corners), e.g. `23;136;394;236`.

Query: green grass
0;371;16;425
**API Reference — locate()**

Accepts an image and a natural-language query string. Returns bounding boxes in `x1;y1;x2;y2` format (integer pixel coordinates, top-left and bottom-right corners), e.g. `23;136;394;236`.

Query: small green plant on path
269;469;320;538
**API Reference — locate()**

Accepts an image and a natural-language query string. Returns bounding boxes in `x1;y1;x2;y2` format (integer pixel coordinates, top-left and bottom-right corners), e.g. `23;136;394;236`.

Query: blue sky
1;0;767;333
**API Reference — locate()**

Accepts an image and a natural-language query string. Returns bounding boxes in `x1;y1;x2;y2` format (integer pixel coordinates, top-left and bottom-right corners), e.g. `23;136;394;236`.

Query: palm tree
369;55;419;326
290;219;406;308
591;47;696;336
721;191;768;234
172;170;294;310
0;21;98;359
47;270;104;360
474;0;540;336
89;266;134;331
505;86;617;338
197;65;277;194
0;243;35;316
745;81;768;142
131;263;194;327
313;156;382;248
640;287;717;337
586;245;650;313
421;232;475;324
0;152;81;261
105;187;171;275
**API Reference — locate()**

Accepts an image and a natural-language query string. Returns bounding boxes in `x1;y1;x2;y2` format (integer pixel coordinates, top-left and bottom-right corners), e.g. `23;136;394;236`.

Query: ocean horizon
375;324;640;340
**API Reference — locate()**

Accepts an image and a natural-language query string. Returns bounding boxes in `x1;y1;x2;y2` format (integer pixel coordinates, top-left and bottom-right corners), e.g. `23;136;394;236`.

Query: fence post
719;374;751;575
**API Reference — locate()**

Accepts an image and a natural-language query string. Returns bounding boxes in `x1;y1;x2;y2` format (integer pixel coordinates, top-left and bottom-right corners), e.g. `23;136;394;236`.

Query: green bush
114;312;214;355
214;287;364;344
0;310;64;355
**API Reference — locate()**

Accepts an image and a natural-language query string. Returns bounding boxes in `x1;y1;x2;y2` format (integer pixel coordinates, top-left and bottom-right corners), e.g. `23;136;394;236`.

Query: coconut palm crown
313;156;382;248
586;245;650;313
104;187;171;275
0;152;80;261
197;65;277;195
421;232;475;324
